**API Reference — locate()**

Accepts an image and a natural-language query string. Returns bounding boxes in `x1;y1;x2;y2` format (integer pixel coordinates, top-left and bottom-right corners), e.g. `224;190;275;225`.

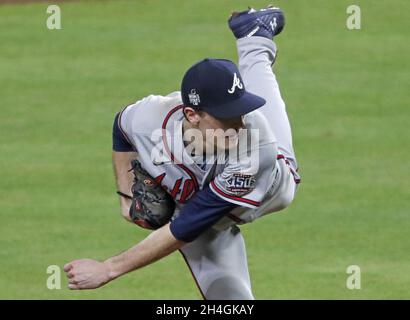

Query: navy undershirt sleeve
112;112;134;152
170;184;238;242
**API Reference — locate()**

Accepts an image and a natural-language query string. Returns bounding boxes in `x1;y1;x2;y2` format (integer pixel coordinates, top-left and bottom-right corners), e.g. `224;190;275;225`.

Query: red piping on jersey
178;249;207;300
162;105;199;192
277;154;301;184
210;180;261;207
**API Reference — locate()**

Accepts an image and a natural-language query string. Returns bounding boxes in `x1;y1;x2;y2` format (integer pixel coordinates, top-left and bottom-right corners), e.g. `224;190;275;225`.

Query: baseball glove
129;159;175;230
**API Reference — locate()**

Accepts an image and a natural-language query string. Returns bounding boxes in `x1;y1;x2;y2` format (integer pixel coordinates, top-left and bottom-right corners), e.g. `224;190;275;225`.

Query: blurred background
0;0;409;299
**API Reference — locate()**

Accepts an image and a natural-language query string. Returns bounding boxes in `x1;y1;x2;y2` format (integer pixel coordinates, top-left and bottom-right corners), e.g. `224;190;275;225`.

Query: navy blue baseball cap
181;58;266;119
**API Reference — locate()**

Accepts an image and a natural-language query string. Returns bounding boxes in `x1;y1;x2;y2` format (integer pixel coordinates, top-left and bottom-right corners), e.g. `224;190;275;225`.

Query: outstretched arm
64;223;184;290
64;185;237;290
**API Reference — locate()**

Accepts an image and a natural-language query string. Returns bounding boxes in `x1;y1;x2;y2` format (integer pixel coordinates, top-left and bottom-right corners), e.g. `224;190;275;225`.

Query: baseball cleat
228;5;285;40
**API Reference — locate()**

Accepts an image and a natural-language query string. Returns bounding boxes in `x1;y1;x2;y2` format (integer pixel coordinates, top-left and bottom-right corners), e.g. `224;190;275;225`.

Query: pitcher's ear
183;106;202;125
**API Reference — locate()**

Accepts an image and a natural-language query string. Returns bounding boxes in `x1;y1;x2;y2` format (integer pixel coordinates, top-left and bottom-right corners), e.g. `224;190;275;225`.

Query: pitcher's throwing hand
64;259;111;290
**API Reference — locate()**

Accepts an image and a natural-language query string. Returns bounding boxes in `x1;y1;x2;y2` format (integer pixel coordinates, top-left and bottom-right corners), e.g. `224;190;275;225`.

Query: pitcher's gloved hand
129;159;175;229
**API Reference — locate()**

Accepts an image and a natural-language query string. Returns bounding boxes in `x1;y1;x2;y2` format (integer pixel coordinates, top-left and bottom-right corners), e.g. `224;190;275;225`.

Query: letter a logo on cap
227;73;243;94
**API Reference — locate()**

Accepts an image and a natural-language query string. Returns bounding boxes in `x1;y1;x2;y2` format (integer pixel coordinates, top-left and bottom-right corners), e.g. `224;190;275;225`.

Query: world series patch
225;173;255;196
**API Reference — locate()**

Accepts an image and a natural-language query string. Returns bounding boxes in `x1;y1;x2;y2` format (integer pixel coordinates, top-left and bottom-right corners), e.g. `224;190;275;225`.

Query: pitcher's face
183;107;245;152
202;113;245;151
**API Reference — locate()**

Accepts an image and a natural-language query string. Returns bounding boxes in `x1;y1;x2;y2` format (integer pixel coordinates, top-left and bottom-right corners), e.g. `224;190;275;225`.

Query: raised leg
237;36;297;168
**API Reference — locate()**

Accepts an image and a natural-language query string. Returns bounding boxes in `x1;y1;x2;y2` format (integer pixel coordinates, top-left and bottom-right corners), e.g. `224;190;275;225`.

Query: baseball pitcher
64;5;300;300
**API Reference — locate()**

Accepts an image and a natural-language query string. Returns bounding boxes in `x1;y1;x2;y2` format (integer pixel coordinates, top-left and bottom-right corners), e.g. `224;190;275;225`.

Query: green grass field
0;0;409;299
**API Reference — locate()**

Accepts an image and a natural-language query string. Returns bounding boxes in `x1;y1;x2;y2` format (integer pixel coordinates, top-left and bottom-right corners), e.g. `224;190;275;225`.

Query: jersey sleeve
112;112;134;152
210;141;279;209
169;184;238;242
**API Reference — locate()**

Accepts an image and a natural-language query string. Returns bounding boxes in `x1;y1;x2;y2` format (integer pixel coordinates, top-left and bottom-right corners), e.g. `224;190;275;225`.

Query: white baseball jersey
118;91;289;229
